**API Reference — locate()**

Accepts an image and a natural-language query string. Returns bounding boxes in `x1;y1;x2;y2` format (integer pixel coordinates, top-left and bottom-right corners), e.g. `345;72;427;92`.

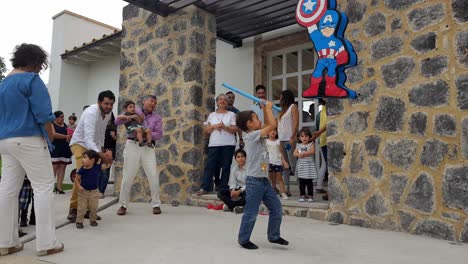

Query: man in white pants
116;95;163;215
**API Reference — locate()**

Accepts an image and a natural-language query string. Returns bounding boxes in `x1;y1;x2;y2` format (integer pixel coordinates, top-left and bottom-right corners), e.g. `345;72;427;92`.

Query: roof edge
52;10;119;31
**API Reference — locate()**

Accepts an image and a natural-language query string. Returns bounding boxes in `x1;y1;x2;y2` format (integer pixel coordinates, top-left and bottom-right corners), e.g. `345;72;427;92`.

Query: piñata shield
296;0;327;27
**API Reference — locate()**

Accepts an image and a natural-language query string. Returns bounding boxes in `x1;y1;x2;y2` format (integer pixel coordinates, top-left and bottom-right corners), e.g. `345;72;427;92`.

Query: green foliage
0;56;6;82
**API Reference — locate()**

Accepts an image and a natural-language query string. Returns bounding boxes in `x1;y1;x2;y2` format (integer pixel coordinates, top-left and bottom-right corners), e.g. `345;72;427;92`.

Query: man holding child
116;95;163;215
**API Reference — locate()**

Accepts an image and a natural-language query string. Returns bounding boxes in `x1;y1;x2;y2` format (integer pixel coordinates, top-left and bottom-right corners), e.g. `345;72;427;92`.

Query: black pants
299;178;313;197
217;189;246;210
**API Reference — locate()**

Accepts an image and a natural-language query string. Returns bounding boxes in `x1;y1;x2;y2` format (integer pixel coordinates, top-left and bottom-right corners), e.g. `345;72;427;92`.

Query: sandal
0;243;23;256
316;189;327;194
196;189;208;196
37;243;64;256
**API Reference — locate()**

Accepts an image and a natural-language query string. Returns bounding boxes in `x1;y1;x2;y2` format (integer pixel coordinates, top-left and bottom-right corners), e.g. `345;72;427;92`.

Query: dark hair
98;90;115;102
82;105;90;111
53;110;64;118
10;44;48;70
279;90;295;118
318;98;326;105
83;150;100;165
298;127;312;138
123;100;135;109
255;85;266;93
68;113;77;121
280;90;294;108
226;91;234;95
234;148;247;158
236;110;255;132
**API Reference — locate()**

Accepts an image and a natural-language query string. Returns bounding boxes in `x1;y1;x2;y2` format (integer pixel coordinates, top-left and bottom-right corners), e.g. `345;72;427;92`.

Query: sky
0;0;128;83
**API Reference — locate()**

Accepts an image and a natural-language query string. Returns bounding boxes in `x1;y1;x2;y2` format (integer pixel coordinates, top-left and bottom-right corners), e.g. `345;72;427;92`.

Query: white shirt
206;111;236;147
278;105;294;141
229;164;247;191
266;139;282;165
69;104;111;152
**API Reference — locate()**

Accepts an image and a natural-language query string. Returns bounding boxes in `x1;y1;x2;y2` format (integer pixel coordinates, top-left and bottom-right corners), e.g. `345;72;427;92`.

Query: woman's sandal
0;243;23;256
37;243;64;256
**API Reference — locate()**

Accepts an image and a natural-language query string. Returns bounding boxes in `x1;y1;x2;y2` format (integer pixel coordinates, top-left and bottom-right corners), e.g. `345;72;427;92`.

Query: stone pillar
115;4;216;205
325;0;468;242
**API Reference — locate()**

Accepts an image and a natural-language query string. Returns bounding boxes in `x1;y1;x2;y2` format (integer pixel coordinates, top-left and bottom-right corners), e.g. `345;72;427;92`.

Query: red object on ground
207;203;224;210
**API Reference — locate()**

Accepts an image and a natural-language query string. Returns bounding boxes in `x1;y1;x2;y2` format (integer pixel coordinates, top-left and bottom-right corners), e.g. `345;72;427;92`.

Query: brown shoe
0;243;24;256
90;221;98;227
67;208;77;222
76;222;84;229
117;206;127;216
37;243;64;256
84;211;102;220
153;207;161;214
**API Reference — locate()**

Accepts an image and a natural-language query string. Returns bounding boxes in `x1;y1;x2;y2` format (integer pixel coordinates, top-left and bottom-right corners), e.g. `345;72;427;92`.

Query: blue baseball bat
222;83;282;112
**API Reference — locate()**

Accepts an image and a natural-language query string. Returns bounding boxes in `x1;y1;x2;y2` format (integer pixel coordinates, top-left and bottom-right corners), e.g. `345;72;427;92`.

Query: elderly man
116;95;163;215
67;90;115;222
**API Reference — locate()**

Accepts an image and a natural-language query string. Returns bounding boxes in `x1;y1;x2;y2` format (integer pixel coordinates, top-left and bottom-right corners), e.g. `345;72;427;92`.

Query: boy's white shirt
229;164;247;191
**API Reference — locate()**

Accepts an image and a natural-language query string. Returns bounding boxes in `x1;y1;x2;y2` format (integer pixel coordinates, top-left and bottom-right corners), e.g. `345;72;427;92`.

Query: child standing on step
265;129;289;200
75;150;111;229
236;100;289;250
294;128;317;202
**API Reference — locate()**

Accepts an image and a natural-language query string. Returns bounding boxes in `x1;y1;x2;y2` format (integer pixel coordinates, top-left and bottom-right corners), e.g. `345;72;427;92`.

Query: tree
0;56;6;82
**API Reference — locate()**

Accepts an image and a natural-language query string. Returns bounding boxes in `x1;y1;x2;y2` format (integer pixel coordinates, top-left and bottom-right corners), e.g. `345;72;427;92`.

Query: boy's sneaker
90;221;98;227
299;196;305;202
281;193;289;200
307;197;314;203
239;241;258;250
269;237;289;246
76;223;84;229
233;206;244;214
223;204;231;212
147;142;154;148
139;142;145;147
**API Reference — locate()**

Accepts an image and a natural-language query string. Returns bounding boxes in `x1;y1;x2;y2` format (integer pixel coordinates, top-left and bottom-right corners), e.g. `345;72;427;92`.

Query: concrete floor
3;201;468;264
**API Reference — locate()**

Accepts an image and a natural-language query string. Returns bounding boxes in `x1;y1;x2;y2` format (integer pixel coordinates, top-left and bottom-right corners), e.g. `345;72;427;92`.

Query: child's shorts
269;164;284;173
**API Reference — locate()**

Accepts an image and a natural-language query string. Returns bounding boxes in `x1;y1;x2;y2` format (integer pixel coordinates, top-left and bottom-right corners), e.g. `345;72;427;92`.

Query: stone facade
325;0;468;242
116;5;216;205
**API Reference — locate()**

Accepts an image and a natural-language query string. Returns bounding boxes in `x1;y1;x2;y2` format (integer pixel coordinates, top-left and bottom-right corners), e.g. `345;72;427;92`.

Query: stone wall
326;0;468;242
115;4;216;205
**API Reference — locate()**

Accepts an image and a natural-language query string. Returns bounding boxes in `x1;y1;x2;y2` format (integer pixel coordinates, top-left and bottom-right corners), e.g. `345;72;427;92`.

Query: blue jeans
238;176;283;244
99;168;110;194
201;146;235;192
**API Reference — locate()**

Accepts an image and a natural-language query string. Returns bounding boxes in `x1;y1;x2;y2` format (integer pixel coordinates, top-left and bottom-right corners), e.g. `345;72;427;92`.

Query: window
267;44;319;130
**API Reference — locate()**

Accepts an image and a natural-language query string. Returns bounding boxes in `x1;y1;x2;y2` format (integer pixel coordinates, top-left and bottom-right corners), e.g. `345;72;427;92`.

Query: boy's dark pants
238;177;282;244
217;189;246;210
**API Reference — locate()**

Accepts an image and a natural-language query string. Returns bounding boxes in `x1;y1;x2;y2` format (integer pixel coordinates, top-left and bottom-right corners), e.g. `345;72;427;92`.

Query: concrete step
190;194;329;221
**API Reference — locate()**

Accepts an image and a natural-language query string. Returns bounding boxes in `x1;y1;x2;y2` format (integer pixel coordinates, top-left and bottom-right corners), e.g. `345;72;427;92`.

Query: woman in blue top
0;44;64;257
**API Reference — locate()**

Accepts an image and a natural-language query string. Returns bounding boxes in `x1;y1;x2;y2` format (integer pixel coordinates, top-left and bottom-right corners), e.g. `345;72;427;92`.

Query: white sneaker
307;197;314;203
281;193;289;200
223;204;231;212
299;197;305;202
